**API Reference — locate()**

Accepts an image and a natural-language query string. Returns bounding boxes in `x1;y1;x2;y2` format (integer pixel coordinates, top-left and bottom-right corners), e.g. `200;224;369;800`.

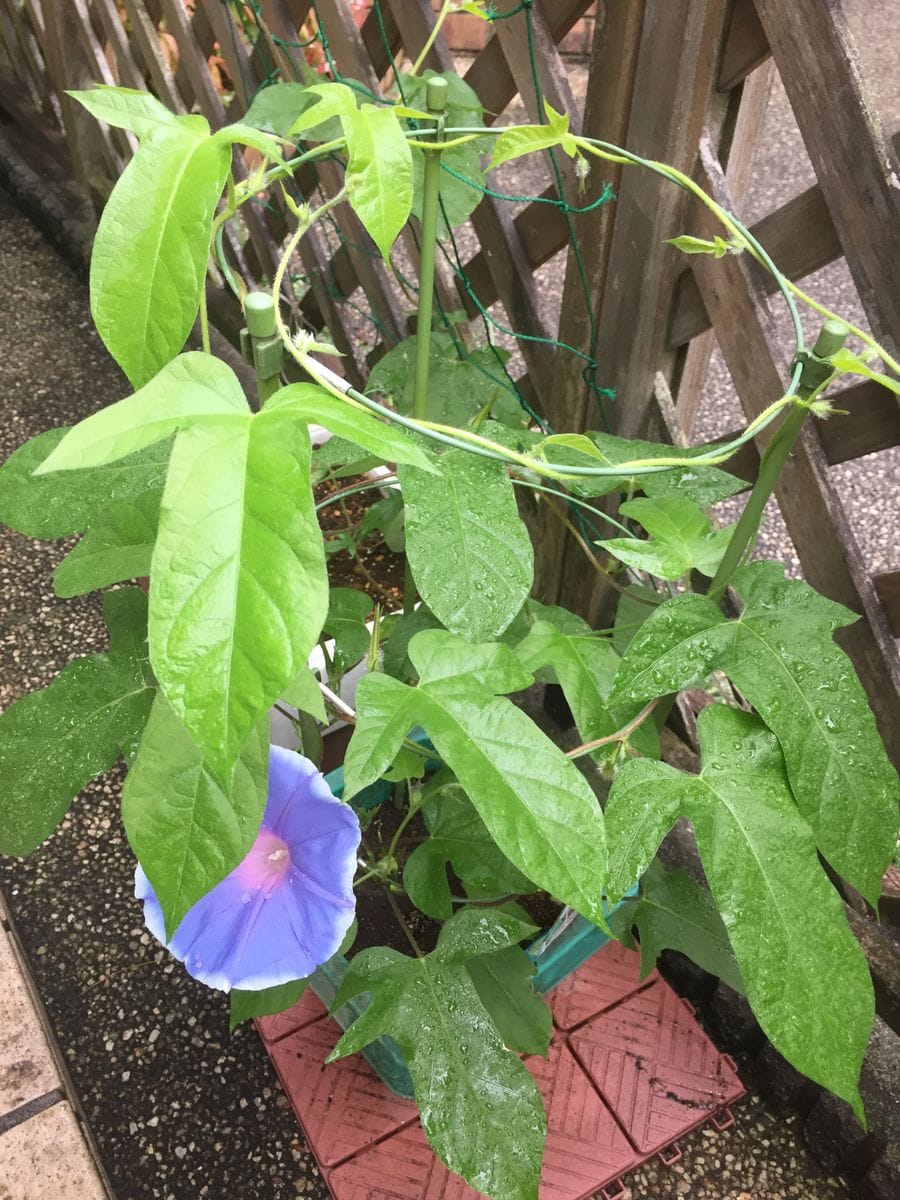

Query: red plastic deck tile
267;1017;419;1166
326;1124;479;1200
548;940;657;1031
569;978;744;1155
256;988;327;1044
524;1040;640;1198
260;943;745;1199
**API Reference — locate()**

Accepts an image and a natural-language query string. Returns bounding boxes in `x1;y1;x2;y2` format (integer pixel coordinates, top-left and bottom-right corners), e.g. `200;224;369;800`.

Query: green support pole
241;291;284;407
405;76;448;613
410;76;448;421
709;319;850;599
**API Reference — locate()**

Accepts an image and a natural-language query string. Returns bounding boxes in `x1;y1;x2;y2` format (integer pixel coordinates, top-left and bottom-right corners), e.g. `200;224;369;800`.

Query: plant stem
384;884;425;959
566;699;659;759
709;320;851;599
409;0;453;77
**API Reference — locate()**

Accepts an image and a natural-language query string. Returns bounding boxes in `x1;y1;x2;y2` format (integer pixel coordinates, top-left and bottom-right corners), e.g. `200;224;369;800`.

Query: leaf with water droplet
606;706;873;1121
611;560;899;904
329;907;545;1199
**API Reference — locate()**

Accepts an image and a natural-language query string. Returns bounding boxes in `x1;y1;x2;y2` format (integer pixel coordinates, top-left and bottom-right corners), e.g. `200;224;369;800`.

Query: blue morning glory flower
135;747;360;991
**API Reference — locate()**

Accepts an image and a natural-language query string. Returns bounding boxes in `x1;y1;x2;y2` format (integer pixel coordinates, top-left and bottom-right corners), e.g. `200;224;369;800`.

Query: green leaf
122;695;268;934
611;560;899;905
411;629;532;692
488;104;577;170
0;428;170;539
35;354;248;473
265;383;436;471
244;82;332;138
53;489;161;597
324;587;372;675
403;776;535;920
150;412;327;777
229;977;311;1032
281;666;326;722
666;234;735;258
467;943;552;1057
828;348;900;396
212;122;287;164
552;431;742;505
612;584;661;655
0;589;154;855
599;495;735;580
69;86;178;140
289;81;358;136
608;861;744;994
514;620;659;763
344;631;609;929
342;103;413;261
361;490;405;552
605;705;873;1118
329;908;545;1200
400;450;533;641
367;333;516;427
380;604;442;682
90;121;230;387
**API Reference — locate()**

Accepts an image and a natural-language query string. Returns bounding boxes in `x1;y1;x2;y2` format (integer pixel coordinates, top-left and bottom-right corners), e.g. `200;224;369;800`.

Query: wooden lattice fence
0;0;897;758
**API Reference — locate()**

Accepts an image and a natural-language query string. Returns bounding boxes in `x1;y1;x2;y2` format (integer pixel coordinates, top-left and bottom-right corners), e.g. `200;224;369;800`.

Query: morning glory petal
135;747;360;991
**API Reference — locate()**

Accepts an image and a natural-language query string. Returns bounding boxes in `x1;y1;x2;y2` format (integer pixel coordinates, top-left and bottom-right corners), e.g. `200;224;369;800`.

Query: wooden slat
463;0;592;122
89;0;147;91
718;0;770;91
719;377;900;485
530;1;646;602
1;0;53;116
753;0;900;353
195;0;255;113
118;0;187;113
873;572;900;639
157;0;227;126
668;182;838;348
40;0;120;192
688;138;899;758
489;0;580;188
675;59;775;434
71;0;135;167
585;0;730;446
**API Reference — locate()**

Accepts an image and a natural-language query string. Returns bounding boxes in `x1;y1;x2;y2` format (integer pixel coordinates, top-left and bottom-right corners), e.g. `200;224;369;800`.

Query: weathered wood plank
718;0;770;91
688;139;899;755
531;0;646;601
89;0;147;91
464;0;592;121
753;0;900;354
719;377;900;485
157;0;227;126
873;572;900;639
118;0;187;113
669;182;839;348
675;59;775;434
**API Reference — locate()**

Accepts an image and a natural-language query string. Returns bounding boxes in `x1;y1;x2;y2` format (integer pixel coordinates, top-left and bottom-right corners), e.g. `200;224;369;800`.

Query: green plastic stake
410;76;448;422
405;77;448;614
242;291;284;406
